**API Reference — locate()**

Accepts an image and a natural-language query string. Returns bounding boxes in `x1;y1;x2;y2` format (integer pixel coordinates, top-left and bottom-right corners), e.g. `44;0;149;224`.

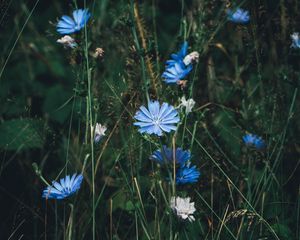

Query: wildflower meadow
0;0;299;239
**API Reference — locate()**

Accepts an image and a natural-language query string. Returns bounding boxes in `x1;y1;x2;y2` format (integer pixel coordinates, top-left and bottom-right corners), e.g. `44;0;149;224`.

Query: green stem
181;113;187;147
83;1;95;239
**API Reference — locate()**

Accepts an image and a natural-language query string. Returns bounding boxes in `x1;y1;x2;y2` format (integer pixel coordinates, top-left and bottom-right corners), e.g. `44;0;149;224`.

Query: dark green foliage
0;119;45;150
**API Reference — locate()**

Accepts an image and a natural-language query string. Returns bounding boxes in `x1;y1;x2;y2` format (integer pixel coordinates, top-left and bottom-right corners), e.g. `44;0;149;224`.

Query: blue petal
138;106;153;120
170;41;188;61
57;28;74;35
134;122;155;127
162;72;177;80
161;118;180;125
53;181;63;191
42;187;62;199
73;9;84;25
61;15;75;26
72;174;83;191
159;124;177;132
60;177;65;188
148;101;160;117
178;41;188;59
161;109;179;121
69;173;77;187
82;10;91;25
57;21;73;29
134;111;153;123
65;175;71;188
152;124;162;136
158;103;172;119
138;125;154;134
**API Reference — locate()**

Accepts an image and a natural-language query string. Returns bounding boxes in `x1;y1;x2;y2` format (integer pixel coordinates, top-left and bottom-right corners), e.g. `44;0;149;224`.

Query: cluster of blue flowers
160;8;250;86
131;6;268;193
133;100;201;186
151;146;200;184
41;6;269;205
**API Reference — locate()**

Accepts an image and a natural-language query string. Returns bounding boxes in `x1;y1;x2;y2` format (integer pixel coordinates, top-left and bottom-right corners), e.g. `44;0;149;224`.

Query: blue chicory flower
242;133;265;149
291;33;300;48
134;101;180;136
227;8;250;24
176;163;201;185
150;145;191;167
57;9;91;35
42;173;83;200
161;42;194;84
162;62;193;84
165;41;188;67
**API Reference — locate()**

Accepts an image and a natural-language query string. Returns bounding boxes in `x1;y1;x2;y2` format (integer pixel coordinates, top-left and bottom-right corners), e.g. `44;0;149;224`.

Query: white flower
57;35;77;48
93;123;107;143
291;32;300;48
183;51;199;65
170;196;196;222
179;96;195;114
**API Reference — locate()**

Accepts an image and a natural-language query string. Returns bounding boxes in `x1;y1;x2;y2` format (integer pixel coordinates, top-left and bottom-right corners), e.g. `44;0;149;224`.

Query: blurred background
0;0;299;239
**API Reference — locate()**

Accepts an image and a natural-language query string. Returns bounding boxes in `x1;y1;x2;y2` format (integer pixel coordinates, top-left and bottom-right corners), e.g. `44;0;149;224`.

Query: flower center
153;118;160;126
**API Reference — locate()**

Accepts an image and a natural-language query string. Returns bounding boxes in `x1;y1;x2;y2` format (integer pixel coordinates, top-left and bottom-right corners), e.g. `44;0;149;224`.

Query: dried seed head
57;35;77;48
183;51;199;65
92;48;104;58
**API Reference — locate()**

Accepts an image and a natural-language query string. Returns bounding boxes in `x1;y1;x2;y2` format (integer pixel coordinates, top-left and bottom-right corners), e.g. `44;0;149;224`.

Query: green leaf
0;119;46;150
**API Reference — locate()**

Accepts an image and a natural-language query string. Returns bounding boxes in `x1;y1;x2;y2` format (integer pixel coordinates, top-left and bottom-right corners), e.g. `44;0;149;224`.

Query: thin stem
83;1;95;239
